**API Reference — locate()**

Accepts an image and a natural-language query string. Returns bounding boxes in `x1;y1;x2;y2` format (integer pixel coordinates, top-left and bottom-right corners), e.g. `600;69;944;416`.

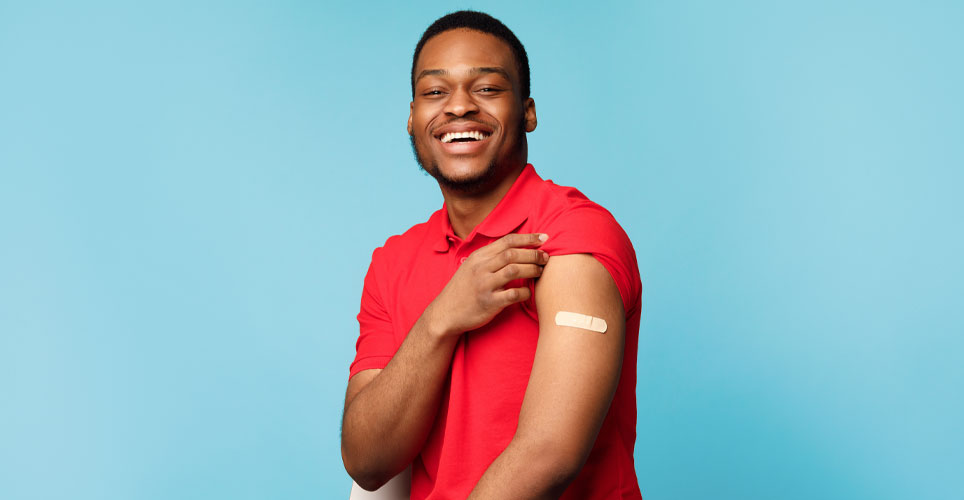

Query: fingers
435;233;548;335
469;233;549;313
484;247;550;272
493;286;532;307
475;233;549;272
487;233;548;255
492;263;544;285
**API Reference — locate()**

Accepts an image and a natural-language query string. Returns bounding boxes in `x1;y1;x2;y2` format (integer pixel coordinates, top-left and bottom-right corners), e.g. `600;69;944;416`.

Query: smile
439;130;491;143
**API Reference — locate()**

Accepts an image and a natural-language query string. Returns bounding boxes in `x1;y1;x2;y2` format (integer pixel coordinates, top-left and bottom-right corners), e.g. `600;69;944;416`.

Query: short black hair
411;10;530;99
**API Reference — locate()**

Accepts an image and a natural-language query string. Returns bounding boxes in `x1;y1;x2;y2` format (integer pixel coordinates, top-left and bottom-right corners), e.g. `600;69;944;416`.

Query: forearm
341;308;459;489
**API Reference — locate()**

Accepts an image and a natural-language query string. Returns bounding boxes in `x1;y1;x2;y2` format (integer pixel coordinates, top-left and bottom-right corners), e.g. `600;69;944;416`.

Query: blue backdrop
2;1;961;499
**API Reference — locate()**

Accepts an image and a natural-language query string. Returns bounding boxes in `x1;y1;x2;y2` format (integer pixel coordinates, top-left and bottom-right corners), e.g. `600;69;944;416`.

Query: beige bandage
554;311;608;333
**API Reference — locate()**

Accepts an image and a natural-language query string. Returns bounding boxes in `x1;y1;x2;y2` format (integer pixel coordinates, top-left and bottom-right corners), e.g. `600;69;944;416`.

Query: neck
441;164;526;239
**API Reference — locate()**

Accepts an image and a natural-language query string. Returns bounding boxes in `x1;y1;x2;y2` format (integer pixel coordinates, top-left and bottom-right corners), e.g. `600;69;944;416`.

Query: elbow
351;474;388;493
542;452;583;490
341;439;392;491
343;460;390;492
511;436;586;491
342;417;415;491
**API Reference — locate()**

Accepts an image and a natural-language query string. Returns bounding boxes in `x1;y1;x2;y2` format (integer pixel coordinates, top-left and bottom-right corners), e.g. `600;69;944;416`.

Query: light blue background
2;1;961;499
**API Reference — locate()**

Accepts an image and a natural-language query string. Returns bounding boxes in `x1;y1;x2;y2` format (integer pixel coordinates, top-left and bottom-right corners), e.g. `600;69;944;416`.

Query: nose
443;87;479;117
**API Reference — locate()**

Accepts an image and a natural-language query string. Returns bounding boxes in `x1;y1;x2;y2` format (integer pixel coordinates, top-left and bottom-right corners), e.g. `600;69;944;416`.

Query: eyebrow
415;66;512;83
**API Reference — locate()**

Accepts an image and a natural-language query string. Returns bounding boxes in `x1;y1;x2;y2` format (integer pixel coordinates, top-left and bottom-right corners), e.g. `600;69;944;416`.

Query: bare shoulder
535;254;624;320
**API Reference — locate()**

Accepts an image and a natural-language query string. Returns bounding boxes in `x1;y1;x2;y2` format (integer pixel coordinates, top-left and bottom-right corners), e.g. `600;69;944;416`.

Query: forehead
416;28;518;82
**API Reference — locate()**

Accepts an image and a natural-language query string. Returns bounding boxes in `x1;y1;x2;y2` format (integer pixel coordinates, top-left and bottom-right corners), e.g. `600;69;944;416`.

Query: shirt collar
433;164;541;252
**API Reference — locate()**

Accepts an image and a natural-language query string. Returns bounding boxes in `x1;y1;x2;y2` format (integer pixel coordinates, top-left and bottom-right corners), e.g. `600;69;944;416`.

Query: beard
409;134;500;195
410;114;527;195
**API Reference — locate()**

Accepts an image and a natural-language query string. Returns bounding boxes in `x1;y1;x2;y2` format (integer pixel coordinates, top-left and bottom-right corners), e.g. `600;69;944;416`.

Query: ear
407;101;414;135
523;98;537;133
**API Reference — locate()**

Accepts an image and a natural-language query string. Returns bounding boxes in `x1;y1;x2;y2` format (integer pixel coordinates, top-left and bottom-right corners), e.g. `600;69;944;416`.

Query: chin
428;158;500;194
410;134;509;194
437;159;492;180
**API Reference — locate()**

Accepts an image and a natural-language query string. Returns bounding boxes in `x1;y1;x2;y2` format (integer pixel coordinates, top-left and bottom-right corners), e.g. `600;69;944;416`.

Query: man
342;11;642;499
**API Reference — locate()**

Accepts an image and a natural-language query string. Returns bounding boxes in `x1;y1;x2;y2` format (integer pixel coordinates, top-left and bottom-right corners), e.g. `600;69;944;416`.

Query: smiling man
341;11;643;499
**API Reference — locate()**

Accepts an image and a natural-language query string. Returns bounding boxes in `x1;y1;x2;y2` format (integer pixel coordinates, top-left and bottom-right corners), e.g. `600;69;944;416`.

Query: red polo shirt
351;164;642;499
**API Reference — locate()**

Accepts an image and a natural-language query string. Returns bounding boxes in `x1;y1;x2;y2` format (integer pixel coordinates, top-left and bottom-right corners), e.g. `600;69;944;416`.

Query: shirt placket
452;236;487;269
453;238;469;268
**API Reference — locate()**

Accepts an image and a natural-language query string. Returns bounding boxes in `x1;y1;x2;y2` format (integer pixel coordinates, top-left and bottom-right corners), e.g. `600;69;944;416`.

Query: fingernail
538;233;548;242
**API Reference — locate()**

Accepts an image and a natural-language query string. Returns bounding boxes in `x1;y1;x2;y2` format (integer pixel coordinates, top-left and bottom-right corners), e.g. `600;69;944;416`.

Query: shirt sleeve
349;247;397;379
538;202;642;315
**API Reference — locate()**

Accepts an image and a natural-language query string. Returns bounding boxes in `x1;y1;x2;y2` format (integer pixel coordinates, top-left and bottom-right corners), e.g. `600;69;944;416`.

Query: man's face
408;28;536;194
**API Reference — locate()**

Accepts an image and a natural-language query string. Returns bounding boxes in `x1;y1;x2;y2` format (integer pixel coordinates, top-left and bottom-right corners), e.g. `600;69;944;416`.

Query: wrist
422;301;458;339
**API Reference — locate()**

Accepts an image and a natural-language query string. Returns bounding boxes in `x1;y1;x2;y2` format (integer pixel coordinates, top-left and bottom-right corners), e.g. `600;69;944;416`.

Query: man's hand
426;233;549;337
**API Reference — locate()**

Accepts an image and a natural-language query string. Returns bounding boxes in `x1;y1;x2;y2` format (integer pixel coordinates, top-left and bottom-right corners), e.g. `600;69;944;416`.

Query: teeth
440;130;489;143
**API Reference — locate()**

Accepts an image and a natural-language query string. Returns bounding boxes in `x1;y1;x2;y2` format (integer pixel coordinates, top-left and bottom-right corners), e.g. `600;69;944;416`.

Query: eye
421;89;446;97
476;87;503;95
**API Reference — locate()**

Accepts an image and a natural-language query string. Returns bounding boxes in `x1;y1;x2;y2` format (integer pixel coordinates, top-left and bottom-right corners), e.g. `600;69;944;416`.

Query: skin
342;28;626;497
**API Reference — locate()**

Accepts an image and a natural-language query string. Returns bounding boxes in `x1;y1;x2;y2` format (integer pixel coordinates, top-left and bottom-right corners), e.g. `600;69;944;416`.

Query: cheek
493;104;524;129
413;103;441;125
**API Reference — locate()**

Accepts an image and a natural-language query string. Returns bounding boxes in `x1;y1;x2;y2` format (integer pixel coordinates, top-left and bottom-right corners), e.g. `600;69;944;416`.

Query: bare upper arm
514;253;625;461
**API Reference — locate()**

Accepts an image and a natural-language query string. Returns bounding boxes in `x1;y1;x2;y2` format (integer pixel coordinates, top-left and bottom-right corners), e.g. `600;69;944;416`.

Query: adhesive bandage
554;311;608;333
